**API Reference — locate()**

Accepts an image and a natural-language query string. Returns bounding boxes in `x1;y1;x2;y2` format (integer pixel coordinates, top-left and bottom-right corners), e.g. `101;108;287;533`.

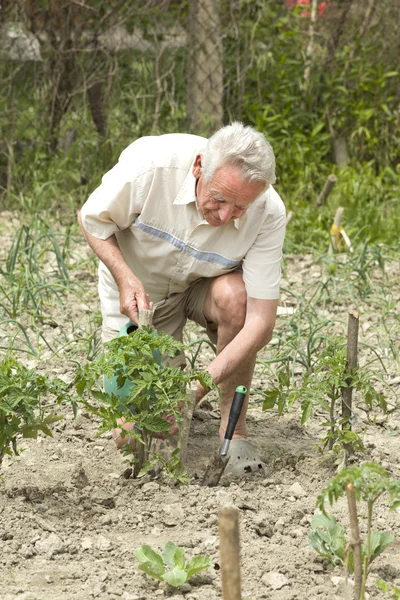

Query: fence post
219;507;242;600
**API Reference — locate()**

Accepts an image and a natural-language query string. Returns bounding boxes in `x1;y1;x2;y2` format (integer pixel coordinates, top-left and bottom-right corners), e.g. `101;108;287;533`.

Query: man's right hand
118;277;152;325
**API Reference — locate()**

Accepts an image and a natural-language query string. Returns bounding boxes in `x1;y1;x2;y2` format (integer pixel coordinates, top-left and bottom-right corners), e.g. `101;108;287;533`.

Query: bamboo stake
286;211;294;226
345;483;363;599
304;0;318;85
328;206;344;254
316;174;338;207
219;507;242;600
342;311;359;455
177;385;197;465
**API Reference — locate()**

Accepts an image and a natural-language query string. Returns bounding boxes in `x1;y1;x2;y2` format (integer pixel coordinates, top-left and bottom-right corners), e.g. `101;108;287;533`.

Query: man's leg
202;273;256;441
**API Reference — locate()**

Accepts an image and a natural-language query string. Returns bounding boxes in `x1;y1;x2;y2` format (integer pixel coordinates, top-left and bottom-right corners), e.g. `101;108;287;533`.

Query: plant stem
328;391;336;450
360;500;373;599
345;482;363;600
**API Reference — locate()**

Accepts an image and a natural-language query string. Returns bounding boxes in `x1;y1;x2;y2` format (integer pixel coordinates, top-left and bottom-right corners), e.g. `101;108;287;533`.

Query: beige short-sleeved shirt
80;133;286;330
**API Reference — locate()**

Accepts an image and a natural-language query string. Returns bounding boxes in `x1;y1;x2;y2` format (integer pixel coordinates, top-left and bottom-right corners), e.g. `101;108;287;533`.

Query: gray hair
201;122;276;186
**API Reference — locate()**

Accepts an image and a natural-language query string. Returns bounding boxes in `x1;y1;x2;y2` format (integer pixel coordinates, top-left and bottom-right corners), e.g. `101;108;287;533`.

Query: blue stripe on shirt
135;218;240;269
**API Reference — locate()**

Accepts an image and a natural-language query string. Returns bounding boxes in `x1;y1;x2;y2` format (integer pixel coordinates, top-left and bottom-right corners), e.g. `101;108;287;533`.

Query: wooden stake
219;507;242;600
342;311;359;454
138;309;153;328
345;483;363;600
177;385;197;465
316;174;338;207
286;211;294;226
328;206;344;254
134;308;154;476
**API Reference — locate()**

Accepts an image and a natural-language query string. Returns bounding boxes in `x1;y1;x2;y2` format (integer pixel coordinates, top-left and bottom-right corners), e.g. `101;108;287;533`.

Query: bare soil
1;212;399;600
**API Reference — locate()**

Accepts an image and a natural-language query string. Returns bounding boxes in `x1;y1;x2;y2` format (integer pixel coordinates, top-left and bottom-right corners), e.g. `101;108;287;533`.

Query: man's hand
118;277;152;325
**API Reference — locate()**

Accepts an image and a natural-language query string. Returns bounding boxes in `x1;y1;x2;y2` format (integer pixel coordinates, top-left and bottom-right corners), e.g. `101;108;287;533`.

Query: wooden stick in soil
342;311;359;455
328;206;344;254
177;384;197;466
345;482;363;600
286;211;294;226
133;309;154;476
316;173;338;207
219;507;242;600
138;309;153;328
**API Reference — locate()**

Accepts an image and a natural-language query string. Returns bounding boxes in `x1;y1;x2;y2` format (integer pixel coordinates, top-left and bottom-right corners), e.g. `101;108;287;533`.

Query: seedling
263;338;387;454
75;326;214;477
135;541;210;587
309;513;393;573
0;353;74;467
311;463;400;600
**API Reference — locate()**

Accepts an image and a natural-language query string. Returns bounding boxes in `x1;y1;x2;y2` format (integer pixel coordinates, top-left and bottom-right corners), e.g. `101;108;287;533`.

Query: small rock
288;482;307;498
81;537;93;550
35;533;64;557
71;462;90;489
142;482;160;493
275;517;285;531
261;571;290;590
19;543;36;558
96;535;112;551
100;514;112;525
331;576;345;586
92;490;115;508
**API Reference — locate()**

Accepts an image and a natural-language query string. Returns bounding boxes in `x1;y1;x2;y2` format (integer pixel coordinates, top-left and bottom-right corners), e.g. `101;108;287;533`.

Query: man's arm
77;211;150;324
198;297;277;400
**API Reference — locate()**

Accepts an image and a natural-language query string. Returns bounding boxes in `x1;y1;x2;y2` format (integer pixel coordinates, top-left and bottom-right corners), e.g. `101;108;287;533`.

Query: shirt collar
173;157;242;230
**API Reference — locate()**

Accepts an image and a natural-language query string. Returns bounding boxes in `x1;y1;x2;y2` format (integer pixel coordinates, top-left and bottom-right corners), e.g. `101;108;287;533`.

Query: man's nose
219;205;234;222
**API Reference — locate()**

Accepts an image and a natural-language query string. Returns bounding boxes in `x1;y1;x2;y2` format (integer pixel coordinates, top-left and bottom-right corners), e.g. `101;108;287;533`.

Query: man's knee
213;277;247;330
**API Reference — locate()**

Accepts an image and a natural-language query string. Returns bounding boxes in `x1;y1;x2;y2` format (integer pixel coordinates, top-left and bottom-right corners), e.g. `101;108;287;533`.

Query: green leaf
308;513;347;568
162;541;177;570
263;389;278;411
367;531;394;561
162;568;187;587
173;546;185;570
138;560;165;581
185;555;211;579
135;544;164;569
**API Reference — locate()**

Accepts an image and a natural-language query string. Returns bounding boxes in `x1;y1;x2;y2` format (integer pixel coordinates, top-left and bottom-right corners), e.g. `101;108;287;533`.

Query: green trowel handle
224;385;247;442
118;321;138;337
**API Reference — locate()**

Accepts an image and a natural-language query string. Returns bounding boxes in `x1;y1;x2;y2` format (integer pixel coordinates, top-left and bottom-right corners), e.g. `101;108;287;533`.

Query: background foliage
0;0;399;249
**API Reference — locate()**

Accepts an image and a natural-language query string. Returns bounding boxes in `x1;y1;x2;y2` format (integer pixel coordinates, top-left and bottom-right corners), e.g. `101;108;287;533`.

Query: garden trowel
202;385;247;487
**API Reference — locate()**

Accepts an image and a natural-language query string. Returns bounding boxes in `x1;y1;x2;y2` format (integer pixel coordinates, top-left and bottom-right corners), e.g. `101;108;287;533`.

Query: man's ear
192;154;202;179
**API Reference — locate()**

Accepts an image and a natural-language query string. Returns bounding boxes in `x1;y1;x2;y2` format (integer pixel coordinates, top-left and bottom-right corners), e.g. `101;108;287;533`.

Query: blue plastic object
103;321;162;410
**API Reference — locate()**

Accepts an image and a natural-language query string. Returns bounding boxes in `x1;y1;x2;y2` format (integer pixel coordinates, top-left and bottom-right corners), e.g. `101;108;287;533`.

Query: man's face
192;155;266;227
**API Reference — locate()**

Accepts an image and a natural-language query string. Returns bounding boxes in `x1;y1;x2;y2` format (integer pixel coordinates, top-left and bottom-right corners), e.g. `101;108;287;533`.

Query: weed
0;215;73;319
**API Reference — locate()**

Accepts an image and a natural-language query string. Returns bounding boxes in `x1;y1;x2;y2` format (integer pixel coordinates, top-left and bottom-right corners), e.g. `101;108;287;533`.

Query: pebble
81;537;93;550
96;535;112;551
35;532;64;557
288;482;307;498
261;571;290;590
142;482;160;493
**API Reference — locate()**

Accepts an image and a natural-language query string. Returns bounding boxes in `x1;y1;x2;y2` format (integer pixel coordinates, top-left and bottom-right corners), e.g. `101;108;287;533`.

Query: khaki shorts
101;277;218;366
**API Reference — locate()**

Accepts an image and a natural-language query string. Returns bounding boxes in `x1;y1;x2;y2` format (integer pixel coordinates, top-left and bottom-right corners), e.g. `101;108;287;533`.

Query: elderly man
78;122;286;474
